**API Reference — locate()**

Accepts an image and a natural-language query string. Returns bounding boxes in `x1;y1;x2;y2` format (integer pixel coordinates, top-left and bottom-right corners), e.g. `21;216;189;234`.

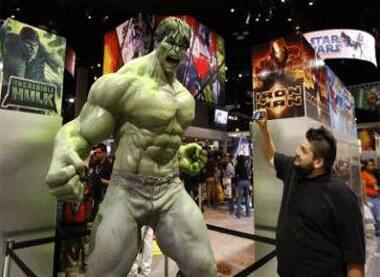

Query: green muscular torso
82;52;195;177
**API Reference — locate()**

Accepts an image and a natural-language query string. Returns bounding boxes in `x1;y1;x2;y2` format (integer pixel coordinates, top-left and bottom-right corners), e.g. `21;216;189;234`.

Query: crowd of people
180;150;254;218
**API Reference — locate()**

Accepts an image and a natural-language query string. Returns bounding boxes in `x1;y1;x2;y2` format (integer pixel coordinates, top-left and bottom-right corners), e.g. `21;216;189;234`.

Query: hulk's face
156;34;190;78
22;38;39;62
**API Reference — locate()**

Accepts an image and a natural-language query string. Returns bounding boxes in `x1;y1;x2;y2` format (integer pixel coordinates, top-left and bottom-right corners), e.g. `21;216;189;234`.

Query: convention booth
251;34;362;275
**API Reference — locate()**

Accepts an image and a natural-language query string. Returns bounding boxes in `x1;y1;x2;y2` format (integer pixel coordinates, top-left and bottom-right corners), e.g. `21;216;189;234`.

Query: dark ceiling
1;0;380;128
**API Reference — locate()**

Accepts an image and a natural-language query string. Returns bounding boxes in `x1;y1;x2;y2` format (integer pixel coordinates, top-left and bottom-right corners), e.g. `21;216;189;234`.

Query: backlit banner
104;15;225;104
158;16;225;105
326;67;356;137
304;29;377;66
358;127;380;151
349;81;380;117
302;39;330;126
0;18;66;114
103;14;154;74
252;36;306;119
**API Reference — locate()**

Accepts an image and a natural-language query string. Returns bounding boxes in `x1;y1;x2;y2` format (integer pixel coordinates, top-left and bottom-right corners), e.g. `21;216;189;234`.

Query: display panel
161;15;225;105
0;18;66;115
358;127;380;151
227;136;252;157
304;29;377;66
104;15;225;105
103;14;154;74
302;38;330;126
214;108;228;125
252;36;306;119
349;81;380;117
326;66;357;137
64;46;76;77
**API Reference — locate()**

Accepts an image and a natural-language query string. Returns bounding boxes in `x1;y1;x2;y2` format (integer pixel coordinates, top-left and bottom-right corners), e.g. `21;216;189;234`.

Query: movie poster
167;16;225;105
302;38;330;126
103;14;154;74
227;136;252;158
333;143;362;197
252;36;305;119
103;15;225;105
0;19;66;114
342;89;357;137
327;67;343;131
326;66;356;136
358;128;380;151
349;81;380;117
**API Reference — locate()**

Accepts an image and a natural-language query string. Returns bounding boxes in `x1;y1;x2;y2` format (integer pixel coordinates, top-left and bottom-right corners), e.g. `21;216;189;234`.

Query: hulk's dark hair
153;17;191;47
306;126;337;172
19;26;39;42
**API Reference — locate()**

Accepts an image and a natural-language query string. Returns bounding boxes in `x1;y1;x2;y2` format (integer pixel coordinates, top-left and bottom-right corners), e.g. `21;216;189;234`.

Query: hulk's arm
52;74;119;160
48;71;135;180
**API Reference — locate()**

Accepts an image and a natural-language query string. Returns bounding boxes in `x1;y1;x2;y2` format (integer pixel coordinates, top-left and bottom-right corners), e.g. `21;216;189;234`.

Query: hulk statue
46;17;217;276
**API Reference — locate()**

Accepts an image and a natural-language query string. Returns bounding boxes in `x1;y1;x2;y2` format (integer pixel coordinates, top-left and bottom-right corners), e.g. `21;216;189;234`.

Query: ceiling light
225;66;228;70
97;63;101;68
230;8;235;13
236;35;245;40
68;98;75;103
245;13;251;24
265;18;270;22
16;7;20;11
242;31;249;35
10;15;15;19
295;25;300;30
94;76;98;80
235;128;240;132
281;0;286;3
308;1;314;6
255;17;260;22
238;73;243;78
88;15;92;20
288;18;292;22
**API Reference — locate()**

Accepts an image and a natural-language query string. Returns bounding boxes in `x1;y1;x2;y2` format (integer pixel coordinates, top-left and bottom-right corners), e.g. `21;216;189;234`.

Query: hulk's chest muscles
120;77;194;132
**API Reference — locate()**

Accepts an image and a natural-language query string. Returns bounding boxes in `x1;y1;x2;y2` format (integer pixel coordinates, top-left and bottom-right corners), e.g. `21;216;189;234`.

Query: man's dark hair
306;126;337;172
19;27;39;42
95;143;107;153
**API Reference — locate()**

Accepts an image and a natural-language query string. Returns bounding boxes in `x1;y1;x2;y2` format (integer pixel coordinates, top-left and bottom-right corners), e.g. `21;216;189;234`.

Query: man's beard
294;158;314;177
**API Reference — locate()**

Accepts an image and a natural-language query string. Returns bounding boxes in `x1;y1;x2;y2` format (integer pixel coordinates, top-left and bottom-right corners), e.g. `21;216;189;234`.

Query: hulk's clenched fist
178;143;208;176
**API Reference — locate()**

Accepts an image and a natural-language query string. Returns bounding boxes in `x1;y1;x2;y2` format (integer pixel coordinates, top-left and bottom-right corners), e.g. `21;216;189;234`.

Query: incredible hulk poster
0;18;66;114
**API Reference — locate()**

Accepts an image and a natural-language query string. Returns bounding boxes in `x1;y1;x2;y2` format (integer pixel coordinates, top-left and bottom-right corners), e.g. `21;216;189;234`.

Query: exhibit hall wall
0;19;65;275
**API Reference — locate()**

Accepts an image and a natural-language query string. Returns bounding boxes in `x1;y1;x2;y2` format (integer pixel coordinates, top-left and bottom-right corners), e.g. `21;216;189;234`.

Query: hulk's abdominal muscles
113;124;181;176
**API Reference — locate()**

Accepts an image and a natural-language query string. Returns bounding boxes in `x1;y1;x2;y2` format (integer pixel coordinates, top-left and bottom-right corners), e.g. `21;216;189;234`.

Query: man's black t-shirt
274;153;365;276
